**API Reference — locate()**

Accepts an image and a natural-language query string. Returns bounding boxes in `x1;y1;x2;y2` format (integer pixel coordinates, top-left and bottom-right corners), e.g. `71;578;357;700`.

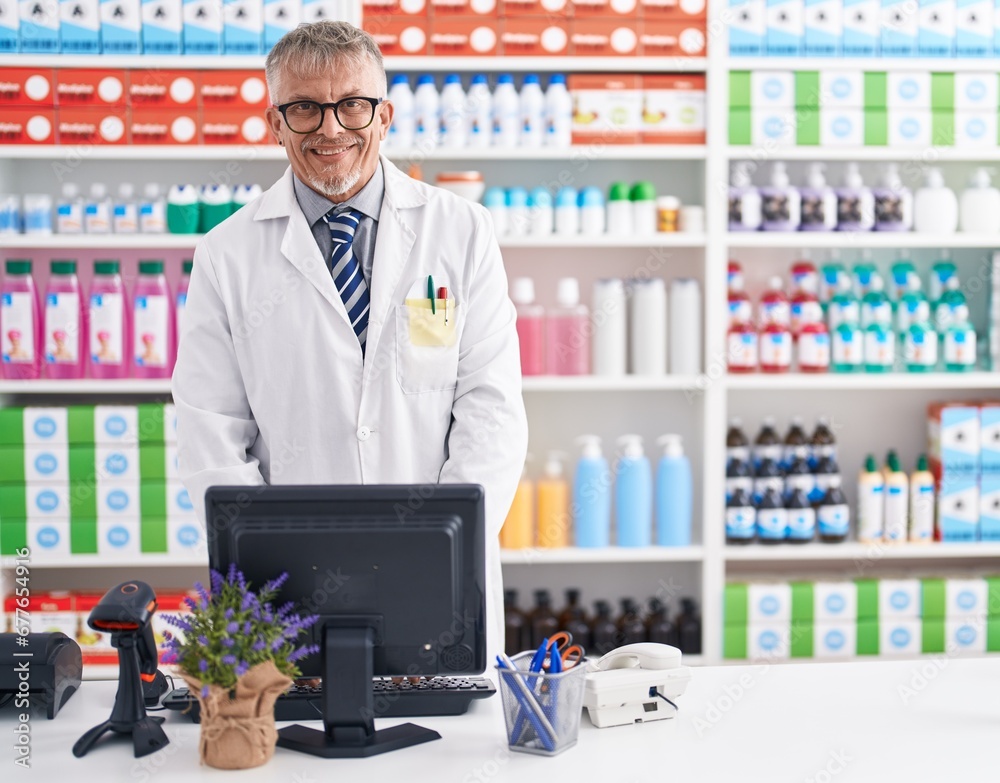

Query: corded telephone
583;643;691;729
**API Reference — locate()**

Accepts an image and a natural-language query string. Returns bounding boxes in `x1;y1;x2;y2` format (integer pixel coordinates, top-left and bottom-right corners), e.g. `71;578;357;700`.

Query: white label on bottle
864;330;894;367
726;506;756;539
786;473;815;496
944;329;977;366
761;300;790;326
89;292;124;365
760;331;792;368
84;203;110;233
56;203;83;233
726;445;751;464
756;508;787;540
44;293;80;364
858;483;884;541
2;292;36;363
727;332;758;370
112;204;138;233
728;298;753;325
884;484;908;542
134;294;169;368
787;507;816;538
798;332;830;369
832;330;863;365
904;330;937;368
139;203;166;233
790;300;823;332
818;503;850;537
910;482;934;542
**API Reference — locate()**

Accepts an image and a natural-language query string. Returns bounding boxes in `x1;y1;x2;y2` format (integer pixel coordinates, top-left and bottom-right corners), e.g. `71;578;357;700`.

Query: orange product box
200;70;270;109
201;108;272;145
0;68;56;107
640;73;706;144
429;16;499;54
499;16;570;56
639;0;706;18
569;73;642;144
74;593;116;664
569;17;638;56
500;0;571;15
130;108;201;145
128;70;200;109
28;592;77;636
56;107;130;145
54;70;128;107
0;109;56;144
361;0;428;16
639;19;706;56
570;0;638;16
429;0;497;17
363;15;429;55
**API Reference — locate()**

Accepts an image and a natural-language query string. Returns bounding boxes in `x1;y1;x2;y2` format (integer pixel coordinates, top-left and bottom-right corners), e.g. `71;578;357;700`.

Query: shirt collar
292;160;385;227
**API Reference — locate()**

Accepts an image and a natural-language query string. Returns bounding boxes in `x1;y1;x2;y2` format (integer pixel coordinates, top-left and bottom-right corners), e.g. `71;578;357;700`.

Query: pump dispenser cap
617;434;644;459
729;417;742;427
926;168;945;188
576;435;603;459
62;183;79;198
883;163;903;189
510;277;535;305
524;74;540;85
417;74;435;85
656;434;683;458
543;451;566;479
118;182;134;199
445;73;461;84
556;278;580;307
807;162;827;189
762;415;776;426
144;183;160;198
391;74;409;86
953;304;970;321
770;162;790;188
970;167;994;188
843;162;864;189
731;162;755;188
90;183;107;198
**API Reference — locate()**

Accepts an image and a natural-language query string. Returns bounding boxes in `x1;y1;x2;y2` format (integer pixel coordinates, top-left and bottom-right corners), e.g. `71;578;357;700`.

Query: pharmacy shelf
0;554;205;569
521;375;701;392
727;146;1000;162
725;542;1000;562
725;372;999;391
726;232;1000;249
726;57;1000;72
500;546;705;565
0;379;172;395
0;55;707;72
501;234;706;248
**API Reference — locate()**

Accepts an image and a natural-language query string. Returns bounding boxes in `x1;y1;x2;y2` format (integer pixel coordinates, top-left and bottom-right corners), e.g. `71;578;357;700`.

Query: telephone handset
584;643;691;729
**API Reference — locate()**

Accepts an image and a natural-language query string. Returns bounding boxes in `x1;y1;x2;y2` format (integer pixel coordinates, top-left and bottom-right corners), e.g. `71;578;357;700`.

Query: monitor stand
277;625;441;758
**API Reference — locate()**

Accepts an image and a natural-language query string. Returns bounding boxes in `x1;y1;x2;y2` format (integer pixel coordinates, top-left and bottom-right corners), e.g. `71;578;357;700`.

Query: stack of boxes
724;577;1000;660
729;69;999;148
0;404;205;561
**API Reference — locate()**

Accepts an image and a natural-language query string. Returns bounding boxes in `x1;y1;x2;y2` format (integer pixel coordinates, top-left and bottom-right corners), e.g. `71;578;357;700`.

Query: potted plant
161;564;319;769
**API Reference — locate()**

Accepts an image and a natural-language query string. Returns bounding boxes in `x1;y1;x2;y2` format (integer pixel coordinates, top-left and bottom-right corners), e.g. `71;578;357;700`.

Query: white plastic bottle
883;451;909;544
959;167;1000;234
857;455;885;543
835;162;875;232
592;278;627;376
909;455;935;543
670;278;701;375
439;74;467;148
139;184;166;233
519;73;545;149
233;184;263;211
554;187;579;235
56;184;83;234
527;187;554;236
914;167;958;234
492;74;520;149
544;74;572;147
84;183;112;234
413;74;440;149
578;187;605;236
507;187;529;237
759;161;800;231
483;187;507;236
112;183;139;234
465;74;492;149
387;74;415;149
629;277;667;376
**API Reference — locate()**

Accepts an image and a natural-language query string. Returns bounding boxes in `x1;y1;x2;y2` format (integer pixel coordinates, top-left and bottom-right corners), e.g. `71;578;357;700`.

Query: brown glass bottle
753;416;781;466
529;589;559;648
810;415;836;461
645;598;679;647
558;588;582;630
676;597;702;654
617;598;647;645
504;589;528;656
783;415;808;465
590;600;618;656
726;417;750;463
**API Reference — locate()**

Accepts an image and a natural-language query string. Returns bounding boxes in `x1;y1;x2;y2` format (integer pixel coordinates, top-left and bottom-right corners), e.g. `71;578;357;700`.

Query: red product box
0;68;56;107
570;0;638;16
54;70;128;107
430;16;499;54
430;0;497;17
569;73;642;144
638;19;706;56
200;70;270;110
201;108;272;145
569;17;638;56
639;0;706;19
56;107;129;145
74;593;116;665
0;109;56;144
128;70;200;109
500;0;571;15
361;0;428;16
28;592;77;637
363;15;430;55
499;16;570;55
130;108;201;145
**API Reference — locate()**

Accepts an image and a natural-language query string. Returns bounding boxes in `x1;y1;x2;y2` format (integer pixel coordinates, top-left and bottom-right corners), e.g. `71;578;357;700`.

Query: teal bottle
903;321;938;372
861;276;891;327
943;304;977;372
864;322;895;373
831;321;863;372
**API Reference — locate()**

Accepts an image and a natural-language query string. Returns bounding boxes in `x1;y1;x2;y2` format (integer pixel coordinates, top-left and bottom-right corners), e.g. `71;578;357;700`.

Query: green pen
427;274;436;315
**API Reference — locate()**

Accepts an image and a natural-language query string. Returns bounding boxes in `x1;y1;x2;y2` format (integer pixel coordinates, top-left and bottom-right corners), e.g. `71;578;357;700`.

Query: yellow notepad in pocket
403;298;458;347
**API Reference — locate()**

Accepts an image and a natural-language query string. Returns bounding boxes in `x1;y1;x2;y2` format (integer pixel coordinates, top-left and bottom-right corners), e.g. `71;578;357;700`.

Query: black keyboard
163;676;496;723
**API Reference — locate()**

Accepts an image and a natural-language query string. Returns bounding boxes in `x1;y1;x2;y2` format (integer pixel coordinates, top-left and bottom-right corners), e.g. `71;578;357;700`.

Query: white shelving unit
727;146;1000;162
727;233;1000;249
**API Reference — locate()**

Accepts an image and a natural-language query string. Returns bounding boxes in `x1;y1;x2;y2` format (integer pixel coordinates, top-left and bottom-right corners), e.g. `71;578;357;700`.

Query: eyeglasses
273;97;385;134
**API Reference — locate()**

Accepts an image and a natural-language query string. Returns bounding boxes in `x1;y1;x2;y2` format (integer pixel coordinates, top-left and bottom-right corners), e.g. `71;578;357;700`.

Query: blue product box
919;0;956;55
223;0;262;54
100;0;141;53
981;403;1000;475
980;474;1000;541
60;0;100;53
929;403;980;476
182;0;222;53
20;0;60;52
141;0;182;54
729;0;766;55
956;0;992;55
766;0;804;54
842;0;879;54
804;0;841;54
939;473;979;542
881;0;919;55
996;0;1000;53
0;0;19;50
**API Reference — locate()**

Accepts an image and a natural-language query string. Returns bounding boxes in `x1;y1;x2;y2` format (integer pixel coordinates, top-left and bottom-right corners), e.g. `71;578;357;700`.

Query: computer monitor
205;484;486;759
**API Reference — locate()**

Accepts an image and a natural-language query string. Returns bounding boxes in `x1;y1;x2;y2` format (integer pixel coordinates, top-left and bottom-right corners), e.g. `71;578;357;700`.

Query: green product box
856;619;879;655
0;408;24;446
68;440;98;520
921;617;946;654
0;486;27;519
986;577;1000;616
856;580;879;619
795;71;821;111
67;405;95;445
931;73;954;111
790;621;813;658
141;482;168;520
141;517;169;554
922;579;947;619
791;582;814;624
724;583;749;626
864;109;888;146
988;617;1000;651
0;519;27;555
730;71;752;108
138;404;168;444
864;72;887;109
139;444;169;480
932;110;954;146
0;446;25;484
724;624;747;660
796;109;820;145
70;518;99;555
729;108;752;145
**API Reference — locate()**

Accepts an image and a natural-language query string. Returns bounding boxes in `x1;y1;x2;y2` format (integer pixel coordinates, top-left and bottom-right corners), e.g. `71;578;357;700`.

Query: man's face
266;57;392;202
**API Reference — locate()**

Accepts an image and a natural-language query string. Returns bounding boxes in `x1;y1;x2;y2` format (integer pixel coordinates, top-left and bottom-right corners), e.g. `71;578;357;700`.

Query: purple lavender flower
210;569;224;595
163;614;194;633
235;661;249;677
197;635;209;646
288;644;320;663
160;650;177;664
201;685;210;699
222;637;235;648
224;608;235;620
194;582;210;609
227;562;238;585
199;659;209;673
226;621;239;634
271;637;285;652
243;621;252;634
183;596;198;613
221;654;237;665
263;573;289;593
252;637;267;652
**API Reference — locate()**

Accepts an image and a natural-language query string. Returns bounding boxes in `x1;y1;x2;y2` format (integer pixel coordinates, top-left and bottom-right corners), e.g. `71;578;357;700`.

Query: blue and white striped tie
324;208;370;354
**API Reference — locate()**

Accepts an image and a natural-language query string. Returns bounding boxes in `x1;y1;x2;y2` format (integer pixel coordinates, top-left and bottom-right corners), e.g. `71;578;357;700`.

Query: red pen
437;286;449;325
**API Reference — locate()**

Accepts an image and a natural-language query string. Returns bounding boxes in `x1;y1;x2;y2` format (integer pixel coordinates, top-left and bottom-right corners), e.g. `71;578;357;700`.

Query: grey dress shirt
292;161;384;287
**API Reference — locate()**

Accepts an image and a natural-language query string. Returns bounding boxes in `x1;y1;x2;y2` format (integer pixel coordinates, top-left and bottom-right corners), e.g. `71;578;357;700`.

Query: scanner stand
277;624;441;758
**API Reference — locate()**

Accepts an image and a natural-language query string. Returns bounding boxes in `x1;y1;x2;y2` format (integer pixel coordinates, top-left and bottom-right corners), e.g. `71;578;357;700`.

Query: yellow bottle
500;463;535;549
537;452;571;548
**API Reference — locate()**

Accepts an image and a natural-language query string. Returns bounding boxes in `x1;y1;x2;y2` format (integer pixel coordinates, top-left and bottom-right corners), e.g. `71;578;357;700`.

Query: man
172;21;528;664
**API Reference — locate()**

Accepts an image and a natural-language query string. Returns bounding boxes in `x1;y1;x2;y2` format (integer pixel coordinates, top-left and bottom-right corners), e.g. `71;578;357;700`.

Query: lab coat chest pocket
395;301;460;394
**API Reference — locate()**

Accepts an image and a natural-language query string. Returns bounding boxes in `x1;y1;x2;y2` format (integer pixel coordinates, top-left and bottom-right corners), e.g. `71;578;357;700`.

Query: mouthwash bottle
818;476;851;543
784;453;815;499
786;488;816;544
726;417;751;463
819;261;848;309
726;457;754;499
783;416;809;468
726;487;756;544
896;288;930;337
753;417;782;468
857;455;885;543
861;276;892;328
903;321;938;372
864;321;895;373
943;304;977;372
811;416;837;463
831;320;864;372
753;457;784;502
756;487;787;544
827;277;861;330
811;454;839;505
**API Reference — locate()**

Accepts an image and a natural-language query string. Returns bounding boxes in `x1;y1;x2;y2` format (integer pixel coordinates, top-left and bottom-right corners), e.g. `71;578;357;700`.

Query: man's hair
265;21;387;103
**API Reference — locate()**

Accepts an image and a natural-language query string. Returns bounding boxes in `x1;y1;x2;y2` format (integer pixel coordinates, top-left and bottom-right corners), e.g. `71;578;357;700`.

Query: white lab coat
172;156;528;668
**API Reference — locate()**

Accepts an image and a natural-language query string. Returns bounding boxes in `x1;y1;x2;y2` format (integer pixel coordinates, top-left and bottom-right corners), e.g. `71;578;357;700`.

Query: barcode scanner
72;581;170;759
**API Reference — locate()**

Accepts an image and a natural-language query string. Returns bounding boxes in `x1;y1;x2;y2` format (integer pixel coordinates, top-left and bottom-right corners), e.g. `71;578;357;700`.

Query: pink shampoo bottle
1;259;42;380
132;260;175;379
43;260;85;380
88;259;130;379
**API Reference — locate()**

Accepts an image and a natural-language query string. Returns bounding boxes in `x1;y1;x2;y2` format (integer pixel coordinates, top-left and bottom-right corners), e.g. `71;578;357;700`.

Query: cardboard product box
979;472;1000;540
803;0;841;55
813;106;863;145
814;620;856;658
728;0;765;54
165;443;179;480
363;14;429;54
928;402;981;477
765;0;803;55
879;617;922;655
818;70;864;108
0;444;70;484
748;582;792;621
263;0;300;49
841;0;879;54
499;0;569;15
201;107;271;144
879;578;922;619
747;621;791;660
956;0;992;54
93;405;139;445
814;581;858;621
880;0;919;56
168;514;207;555
19;0;60;52
163;403;178;444
137;442;173;480
429;0;498;16
0;68;55;107
128;70;200;108
918;0;956;55
938;472;979;541
60;0;101;53
429;16;498;53
751;70;795;108
640;0;708;20
166;480;194;520
944;615;989;653
100;0;141;53
640;74;706;144
570;0;630;15
56;107;129;145
0;519;27;555
0;484;71;520
954;110;996;146
300;0;348;24
0;407;69;446
97;516;141;555
200;70;269;109
141;0;183;53
499;16;570;56
97;481;140;518
182;0;223;53
362;0;427;14
54;69;127;107
95;443;139;483
945;578;989;617
26;518;72;559
223;0;263;53
729;70;751;108
69;517;98;554
638;20;707;56
570;74;642;144
996;0;1000;53
0;0;19;51
750;106;797;146
954;72;998;111
568;17;639;56
74;593;116;663
887;70;931;108
28;593;76;636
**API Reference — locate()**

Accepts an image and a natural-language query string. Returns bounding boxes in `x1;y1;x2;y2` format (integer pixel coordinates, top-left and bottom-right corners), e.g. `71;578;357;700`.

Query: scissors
545;631;584;670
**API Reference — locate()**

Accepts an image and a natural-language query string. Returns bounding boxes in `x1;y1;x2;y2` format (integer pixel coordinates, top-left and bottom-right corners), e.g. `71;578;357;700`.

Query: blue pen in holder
495;651;587;756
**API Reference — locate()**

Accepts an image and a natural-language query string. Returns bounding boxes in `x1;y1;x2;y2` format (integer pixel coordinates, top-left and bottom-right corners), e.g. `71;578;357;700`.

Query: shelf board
0;379;173;394
500;546;704;564
501;234;705;248
725;542;1000;562
1;554;205;568
726;371;998;391
521;375;701;391
727;146;1000;162
726;57;1000;72
726;232;1000;249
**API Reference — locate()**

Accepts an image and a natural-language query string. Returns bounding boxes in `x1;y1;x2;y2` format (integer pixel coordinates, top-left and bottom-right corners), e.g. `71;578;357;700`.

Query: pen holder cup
496;652;587;757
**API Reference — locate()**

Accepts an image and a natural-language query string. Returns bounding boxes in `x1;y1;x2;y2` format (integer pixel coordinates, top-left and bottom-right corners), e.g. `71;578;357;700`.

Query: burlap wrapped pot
179;660;292;769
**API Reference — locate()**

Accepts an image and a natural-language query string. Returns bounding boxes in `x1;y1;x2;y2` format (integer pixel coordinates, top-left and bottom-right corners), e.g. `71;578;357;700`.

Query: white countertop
4;657;998;781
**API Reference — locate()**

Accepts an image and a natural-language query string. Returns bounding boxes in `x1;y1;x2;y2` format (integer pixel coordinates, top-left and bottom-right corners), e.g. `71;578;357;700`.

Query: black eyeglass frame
273;97;386;133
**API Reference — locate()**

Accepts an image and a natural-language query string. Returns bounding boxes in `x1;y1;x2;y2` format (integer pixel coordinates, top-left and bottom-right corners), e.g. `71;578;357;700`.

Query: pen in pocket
438;287;449;325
